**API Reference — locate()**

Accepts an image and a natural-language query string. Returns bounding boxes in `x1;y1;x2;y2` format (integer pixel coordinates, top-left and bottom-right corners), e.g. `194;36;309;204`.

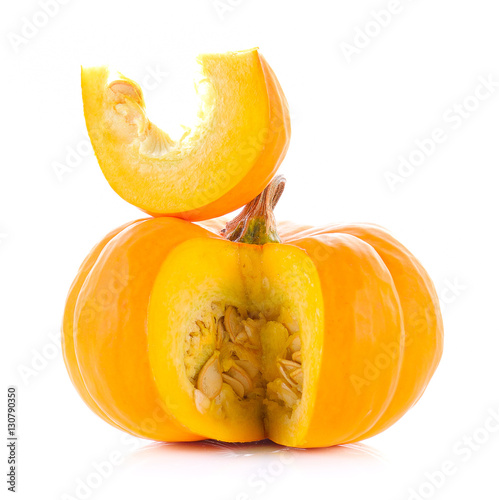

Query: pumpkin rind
62;220;140;433
70;218;217;440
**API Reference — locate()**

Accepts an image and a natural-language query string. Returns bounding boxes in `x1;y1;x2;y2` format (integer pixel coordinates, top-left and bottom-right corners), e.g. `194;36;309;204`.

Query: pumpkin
62;177;443;447
81;48;290;221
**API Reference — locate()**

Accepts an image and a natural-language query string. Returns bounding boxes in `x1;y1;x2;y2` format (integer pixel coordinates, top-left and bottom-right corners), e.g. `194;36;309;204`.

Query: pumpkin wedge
81;48;290;221
63;177;443;447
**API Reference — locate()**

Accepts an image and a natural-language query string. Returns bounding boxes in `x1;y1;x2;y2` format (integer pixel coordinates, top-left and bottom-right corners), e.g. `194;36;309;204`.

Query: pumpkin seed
290;368;303;387
242;319;262;347
222;373;245;398
277;362;298;389
279;358;301;371
216;318;225;349
235;359;259;379
275;380;299;406
108;80;143;102
194;389;211;414
224;306;243;342
288;334;301;353
196;352;223;399
227;365;253;395
284;318;300;334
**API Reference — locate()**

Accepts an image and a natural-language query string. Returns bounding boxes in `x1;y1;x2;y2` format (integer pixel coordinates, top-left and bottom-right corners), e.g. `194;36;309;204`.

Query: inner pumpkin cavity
106;74;215;159
185;302;304;417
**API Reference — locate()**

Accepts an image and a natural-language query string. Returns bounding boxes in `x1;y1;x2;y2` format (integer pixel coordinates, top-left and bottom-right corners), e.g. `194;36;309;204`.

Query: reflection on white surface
128;438;387;463
115;439;390;500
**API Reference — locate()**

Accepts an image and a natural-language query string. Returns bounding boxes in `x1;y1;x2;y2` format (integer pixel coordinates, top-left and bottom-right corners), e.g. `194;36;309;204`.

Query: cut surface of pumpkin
81;48;290;220
148;237;324;445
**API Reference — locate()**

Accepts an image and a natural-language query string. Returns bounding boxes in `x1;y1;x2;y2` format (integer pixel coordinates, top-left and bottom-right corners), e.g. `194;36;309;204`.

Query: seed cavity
186;303;304;415
108;78;176;157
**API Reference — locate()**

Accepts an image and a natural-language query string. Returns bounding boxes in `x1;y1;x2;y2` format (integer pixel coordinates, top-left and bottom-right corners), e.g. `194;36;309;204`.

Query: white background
2;0;499;499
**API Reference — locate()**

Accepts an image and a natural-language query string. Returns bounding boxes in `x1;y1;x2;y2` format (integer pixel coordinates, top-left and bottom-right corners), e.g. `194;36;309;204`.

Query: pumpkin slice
81;48;290;221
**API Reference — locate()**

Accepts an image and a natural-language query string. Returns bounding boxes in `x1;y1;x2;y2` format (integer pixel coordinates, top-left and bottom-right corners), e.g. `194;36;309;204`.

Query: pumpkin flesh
147;237;324;444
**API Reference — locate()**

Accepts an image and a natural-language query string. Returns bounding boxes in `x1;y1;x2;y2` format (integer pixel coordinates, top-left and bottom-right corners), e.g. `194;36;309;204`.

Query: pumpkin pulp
148;177;324;445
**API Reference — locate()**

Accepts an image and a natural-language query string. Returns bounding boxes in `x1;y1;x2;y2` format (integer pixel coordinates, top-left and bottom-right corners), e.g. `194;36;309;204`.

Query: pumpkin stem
222;176;285;245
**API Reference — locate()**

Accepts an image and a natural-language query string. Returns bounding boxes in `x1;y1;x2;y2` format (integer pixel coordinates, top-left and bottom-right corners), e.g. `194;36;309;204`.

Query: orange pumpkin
62;177;443;447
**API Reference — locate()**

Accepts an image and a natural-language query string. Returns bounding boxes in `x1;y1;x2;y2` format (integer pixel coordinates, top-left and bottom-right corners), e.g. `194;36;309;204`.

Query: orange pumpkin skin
277;221;443;446
63;211;442;446
62;220;139;433
64;217;219;441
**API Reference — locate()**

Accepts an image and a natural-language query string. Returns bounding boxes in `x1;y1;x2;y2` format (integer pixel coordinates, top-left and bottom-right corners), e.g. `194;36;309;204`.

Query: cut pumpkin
81;48;290;221
63;177;443;447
